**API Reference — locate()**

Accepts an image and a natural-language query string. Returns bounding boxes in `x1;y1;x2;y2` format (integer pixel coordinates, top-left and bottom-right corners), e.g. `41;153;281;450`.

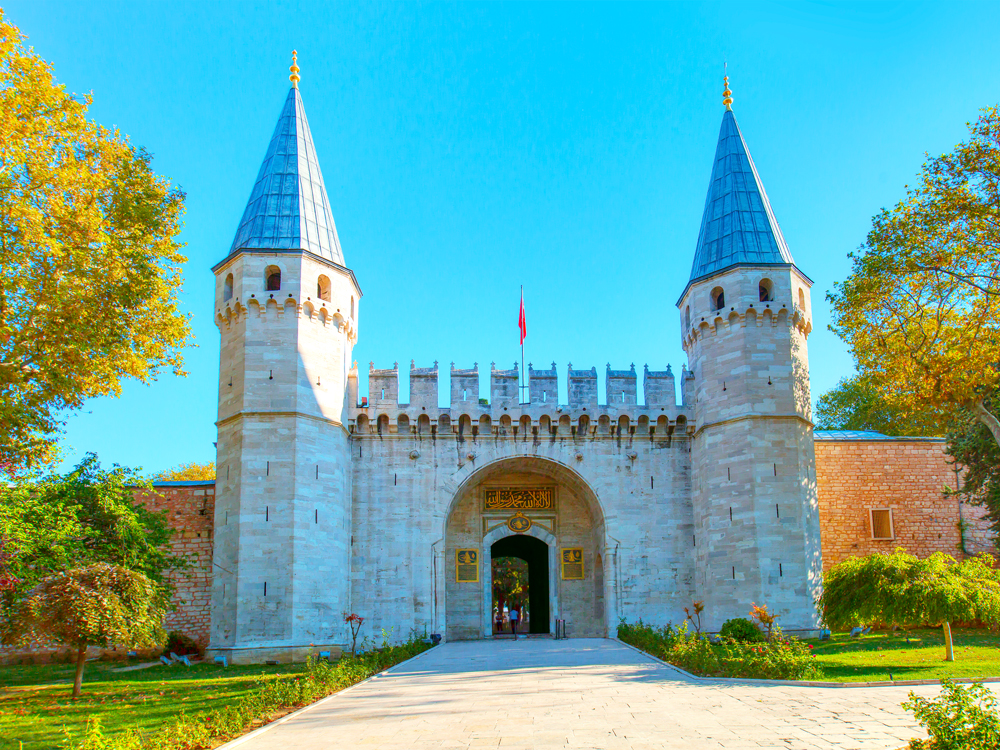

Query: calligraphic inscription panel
561;548;584;580
456;549;479;583
483;487;555;511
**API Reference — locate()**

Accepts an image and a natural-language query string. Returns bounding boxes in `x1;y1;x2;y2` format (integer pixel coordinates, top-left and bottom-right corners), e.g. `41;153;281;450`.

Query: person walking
509;603;520;640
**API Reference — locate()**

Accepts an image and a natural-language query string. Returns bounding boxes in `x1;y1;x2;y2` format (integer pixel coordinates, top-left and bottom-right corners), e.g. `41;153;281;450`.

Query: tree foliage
819;550;1000;660
828;106;1000;449
947;390;1000;541
815;375;949;436
0;454;181;642
154;462;216;481
492;556;527;613
6;563;166;697
0;12;192;469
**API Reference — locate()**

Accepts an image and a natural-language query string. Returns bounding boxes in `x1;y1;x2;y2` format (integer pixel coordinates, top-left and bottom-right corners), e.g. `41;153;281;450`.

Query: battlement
349;359;694;437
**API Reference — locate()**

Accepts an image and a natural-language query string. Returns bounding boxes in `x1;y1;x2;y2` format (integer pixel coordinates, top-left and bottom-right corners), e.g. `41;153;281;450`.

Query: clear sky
6;1;999;475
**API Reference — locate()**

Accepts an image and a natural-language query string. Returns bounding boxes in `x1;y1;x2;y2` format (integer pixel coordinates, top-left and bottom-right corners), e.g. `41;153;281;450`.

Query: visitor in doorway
509;603;520;640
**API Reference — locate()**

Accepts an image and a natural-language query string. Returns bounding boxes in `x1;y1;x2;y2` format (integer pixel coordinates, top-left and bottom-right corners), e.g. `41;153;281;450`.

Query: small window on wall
710;286;725;311
561;548;584;580
798;288;806;310
317;275;331;301
265;265;281;291
456;549;479;582
223;273;234;302
870;509;894;540
759;278;773;302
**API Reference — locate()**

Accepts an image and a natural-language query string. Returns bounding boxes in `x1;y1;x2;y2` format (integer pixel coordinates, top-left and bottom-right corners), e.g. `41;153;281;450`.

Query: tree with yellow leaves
0;12;191;469
154;462;216;481
829;107;1000;448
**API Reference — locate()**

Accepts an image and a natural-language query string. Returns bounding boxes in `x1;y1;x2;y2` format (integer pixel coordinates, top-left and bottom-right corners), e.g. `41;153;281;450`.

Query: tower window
798;288;806;311
223;273;234;302
684;305;691;329
317;275;331;302
710;286;725;311
265;265;281;291
759;278;773;302
351;296;355;319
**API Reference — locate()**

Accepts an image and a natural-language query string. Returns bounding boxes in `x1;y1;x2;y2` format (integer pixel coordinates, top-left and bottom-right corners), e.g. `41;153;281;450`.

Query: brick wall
815;438;993;570
133;481;216;647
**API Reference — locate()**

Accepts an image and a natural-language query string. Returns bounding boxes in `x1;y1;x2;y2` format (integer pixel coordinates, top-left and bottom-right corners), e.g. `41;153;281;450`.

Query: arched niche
442;455;610;641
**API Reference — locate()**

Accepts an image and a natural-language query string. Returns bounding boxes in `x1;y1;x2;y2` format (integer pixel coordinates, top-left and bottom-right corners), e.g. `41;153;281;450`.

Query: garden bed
0;641;433;750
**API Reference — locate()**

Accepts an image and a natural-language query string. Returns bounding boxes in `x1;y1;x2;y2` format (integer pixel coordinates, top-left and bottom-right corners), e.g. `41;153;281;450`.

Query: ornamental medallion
507;512;532;534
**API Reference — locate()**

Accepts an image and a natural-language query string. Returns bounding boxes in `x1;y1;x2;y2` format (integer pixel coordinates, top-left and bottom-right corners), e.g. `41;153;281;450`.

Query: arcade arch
442;456;610;641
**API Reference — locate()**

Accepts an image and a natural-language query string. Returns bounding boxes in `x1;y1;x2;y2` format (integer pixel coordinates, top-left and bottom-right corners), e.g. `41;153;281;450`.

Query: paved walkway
225;638;948;750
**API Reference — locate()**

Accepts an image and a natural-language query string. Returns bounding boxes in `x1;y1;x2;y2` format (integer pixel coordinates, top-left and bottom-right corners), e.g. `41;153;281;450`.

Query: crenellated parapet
347;359;694;438
214;293;358;342
682;302;811;348
678;266;812;348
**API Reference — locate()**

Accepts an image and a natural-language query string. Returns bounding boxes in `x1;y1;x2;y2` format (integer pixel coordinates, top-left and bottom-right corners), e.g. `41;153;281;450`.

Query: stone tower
677;78;822;631
208;58;360;663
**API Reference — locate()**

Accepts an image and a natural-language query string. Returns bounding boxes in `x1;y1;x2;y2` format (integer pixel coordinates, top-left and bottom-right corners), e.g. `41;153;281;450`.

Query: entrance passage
491;535;550;635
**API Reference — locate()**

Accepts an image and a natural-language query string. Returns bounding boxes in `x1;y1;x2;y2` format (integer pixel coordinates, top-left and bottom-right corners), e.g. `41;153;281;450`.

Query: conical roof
229;87;344;264
688;109;793;284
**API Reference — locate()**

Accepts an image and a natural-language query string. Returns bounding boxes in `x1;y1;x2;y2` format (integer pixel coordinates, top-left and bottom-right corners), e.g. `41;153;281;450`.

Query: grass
806;627;1000;683
0;658;307;750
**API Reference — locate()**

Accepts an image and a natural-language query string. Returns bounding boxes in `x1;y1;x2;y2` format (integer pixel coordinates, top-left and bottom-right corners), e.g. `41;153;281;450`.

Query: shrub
903;679;1000;750
719;618;763;643
164;631;199;656
618;619;818;681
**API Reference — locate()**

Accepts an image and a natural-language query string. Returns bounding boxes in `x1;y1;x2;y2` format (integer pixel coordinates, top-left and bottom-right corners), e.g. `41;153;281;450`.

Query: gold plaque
561;548;584;580
507;512;532;534
484;487;554;511
456;549;479;583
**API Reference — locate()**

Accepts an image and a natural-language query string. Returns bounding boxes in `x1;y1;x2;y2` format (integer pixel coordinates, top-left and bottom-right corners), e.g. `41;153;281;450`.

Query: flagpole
520;285;525;404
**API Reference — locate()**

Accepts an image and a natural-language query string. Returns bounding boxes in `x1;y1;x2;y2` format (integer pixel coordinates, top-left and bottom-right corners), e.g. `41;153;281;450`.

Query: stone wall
117;435;996;655
814;436;994;569
134;481;216;647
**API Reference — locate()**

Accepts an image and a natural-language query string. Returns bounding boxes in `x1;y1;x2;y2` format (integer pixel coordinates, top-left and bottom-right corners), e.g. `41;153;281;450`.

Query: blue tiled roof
229;87;344;264
814;430;944;442
689;109;793;284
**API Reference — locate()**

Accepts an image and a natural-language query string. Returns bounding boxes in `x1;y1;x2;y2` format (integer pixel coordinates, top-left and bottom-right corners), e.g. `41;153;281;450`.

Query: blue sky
6;1;998;475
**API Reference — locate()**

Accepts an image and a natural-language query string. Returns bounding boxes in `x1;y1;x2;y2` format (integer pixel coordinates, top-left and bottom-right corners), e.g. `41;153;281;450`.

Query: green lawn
0;659;306;750
806;627;1000;682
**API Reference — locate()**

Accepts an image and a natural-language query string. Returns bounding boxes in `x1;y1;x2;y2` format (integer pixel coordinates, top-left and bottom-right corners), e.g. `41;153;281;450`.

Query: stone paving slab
220;638;993;750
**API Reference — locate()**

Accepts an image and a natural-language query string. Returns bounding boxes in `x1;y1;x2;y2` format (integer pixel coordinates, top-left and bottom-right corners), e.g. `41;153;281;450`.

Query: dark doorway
491;535;550;634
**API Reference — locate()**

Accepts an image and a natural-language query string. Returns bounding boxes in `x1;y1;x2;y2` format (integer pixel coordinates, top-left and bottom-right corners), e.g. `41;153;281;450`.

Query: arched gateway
444;457;611;640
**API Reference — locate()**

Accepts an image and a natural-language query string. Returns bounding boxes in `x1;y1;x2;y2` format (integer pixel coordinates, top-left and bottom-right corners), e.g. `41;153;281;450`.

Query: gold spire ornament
723;75;733;111
289;50;300;89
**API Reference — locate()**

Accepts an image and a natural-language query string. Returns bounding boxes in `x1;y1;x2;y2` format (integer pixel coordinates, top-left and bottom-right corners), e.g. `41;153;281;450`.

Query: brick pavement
220;638;965;750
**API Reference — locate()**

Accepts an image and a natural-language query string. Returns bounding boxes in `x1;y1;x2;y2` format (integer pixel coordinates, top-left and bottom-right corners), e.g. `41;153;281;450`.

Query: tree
491;556;527;617
946;390;1000;540
815;376;949;436
5;563;167;697
154;462;216;481
828;107;1000;451
0;12;192;469
0;454;181;640
818;549;1000;661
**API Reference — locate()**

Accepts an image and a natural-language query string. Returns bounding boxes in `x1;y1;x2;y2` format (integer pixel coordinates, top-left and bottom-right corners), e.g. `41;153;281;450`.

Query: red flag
518;288;527;345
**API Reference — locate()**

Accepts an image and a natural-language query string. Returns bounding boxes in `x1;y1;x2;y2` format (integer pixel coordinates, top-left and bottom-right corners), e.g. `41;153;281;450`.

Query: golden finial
723;74;733;111
289;50;300;89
